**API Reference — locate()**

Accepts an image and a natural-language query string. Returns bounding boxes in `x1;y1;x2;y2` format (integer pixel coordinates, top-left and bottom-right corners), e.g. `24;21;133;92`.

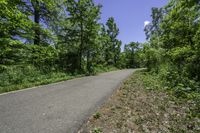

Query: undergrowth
80;70;200;132
0;65;118;93
140;70;200;119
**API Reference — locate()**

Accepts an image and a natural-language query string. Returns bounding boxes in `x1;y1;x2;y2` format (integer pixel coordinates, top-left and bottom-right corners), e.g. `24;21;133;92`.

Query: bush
94;65;118;74
0;65;39;86
0;65;74;93
0;40;59;71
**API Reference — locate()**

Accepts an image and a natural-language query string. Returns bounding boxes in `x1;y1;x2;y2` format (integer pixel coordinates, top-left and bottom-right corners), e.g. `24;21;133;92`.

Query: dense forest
0;0;142;92
144;0;200;96
143;0;200;118
0;0;200;107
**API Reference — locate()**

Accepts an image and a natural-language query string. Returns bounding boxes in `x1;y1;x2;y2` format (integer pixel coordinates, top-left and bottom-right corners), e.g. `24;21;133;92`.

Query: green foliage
142;44;163;72
139;70;200;129
92;128;102;133
139;70;163;90
93;65;118;74
0;65;79;93
0;39;26;65
93;112;101;119
141;0;200;121
142;0;200;98
0;39;58;70
63;0;102;72
26;45;59;71
104;17;121;66
0;0;142;93
124;42;141;68
0;0;33;39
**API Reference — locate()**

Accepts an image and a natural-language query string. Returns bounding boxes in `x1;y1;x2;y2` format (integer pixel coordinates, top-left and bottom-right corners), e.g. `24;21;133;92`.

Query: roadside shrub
0;39;27;65
26;45;59;72
0;64;75;93
0;65;41;87
94;65;118;74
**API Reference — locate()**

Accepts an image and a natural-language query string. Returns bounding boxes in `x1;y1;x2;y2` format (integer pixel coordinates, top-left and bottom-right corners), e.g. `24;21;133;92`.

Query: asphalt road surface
0;69;135;133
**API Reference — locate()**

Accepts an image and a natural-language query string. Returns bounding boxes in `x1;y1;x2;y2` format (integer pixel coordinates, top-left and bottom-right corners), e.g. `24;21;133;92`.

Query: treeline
1;0;120;72
143;0;200;100
0;0;143;92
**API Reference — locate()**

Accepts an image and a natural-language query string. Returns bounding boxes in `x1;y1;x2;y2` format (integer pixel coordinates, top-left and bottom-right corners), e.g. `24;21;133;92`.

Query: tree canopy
1;0;200;100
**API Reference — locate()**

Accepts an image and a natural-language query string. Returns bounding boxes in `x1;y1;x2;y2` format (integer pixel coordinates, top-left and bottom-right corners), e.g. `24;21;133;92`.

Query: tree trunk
79;19;83;70
33;0;40;45
86;50;90;72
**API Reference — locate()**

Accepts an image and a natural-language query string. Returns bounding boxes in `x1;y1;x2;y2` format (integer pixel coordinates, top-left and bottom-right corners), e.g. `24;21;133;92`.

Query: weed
93;112;101;119
92;127;102;133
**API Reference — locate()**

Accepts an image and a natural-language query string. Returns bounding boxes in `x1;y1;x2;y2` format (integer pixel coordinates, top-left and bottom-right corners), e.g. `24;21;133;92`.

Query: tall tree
105;17;120;66
144;7;163;44
0;0;33;65
65;0;101;71
124;42;140;68
144;0;200;85
0;0;32;41
20;0;59;45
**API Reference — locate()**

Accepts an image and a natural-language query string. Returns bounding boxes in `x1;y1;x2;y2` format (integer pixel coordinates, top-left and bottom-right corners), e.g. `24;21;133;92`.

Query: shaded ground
79;71;200;133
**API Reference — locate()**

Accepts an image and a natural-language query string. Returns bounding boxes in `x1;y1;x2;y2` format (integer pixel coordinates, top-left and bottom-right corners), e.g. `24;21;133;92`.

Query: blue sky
94;0;168;46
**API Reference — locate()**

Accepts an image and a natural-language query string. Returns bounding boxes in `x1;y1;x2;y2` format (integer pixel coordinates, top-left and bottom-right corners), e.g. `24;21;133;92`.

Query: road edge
77;69;137;133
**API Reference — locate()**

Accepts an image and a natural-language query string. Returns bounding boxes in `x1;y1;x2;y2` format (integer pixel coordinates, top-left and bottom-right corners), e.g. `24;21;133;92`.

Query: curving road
0;69;135;133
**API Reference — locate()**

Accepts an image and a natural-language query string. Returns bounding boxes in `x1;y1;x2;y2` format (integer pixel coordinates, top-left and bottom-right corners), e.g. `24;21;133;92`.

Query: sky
94;0;168;47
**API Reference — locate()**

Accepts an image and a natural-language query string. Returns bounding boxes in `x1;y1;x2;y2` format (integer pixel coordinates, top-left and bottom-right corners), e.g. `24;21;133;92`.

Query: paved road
0;69;135;133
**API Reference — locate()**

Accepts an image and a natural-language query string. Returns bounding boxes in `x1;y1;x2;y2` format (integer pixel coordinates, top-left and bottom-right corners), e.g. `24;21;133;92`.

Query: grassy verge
79;70;200;133
0;65;118;94
94;65;119;74
0;71;84;94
